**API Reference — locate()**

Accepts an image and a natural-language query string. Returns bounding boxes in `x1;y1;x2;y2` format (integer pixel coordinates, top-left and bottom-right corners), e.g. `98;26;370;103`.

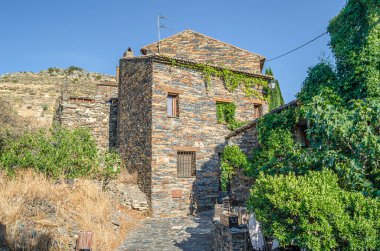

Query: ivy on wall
216;102;246;131
220;145;249;191
169;58;270;100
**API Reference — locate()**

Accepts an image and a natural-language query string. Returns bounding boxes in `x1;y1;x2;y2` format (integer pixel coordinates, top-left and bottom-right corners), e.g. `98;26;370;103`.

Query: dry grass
116;169;138;185
0;170;143;251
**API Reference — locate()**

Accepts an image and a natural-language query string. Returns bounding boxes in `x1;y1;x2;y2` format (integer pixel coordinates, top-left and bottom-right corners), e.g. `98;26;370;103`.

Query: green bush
248;170;380;251
220;145;249;191
0;125;120;180
66;66;84;75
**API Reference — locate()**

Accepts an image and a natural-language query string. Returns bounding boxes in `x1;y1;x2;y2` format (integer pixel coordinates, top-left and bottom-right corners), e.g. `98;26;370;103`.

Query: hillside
0;67;116;130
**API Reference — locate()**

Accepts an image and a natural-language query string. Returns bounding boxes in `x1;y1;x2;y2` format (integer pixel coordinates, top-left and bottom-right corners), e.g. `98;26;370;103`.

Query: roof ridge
141;29;265;59
186;30;265;60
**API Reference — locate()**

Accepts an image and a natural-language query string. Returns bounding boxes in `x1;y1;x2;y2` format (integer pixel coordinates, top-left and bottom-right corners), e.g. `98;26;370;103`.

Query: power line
267;31;328;62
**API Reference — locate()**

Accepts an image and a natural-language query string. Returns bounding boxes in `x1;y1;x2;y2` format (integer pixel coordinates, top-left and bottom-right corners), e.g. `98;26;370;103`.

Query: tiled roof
141;29;266;60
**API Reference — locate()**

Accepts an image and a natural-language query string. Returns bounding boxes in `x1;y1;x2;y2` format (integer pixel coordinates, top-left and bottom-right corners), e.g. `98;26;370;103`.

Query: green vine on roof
169;59;269;100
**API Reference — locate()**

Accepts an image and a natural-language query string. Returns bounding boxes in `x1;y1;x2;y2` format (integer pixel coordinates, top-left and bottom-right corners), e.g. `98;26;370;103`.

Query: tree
265;67;285;110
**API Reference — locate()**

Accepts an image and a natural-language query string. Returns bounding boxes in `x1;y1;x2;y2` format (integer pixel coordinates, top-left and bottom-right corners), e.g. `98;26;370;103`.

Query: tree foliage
296;61;338;104
328;0;380;101
248;170;380;251
265;67;285;110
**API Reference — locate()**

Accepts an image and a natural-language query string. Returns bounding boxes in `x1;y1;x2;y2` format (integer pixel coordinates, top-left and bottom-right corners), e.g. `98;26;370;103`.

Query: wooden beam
173;146;200;151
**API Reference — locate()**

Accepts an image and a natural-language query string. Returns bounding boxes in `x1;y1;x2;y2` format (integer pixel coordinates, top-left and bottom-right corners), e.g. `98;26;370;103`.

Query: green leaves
216;102;247;131
328;0;380;101
296;61;338;105
248;170;380;250
0;125;121;180
220;145;249;191
169;58;269;100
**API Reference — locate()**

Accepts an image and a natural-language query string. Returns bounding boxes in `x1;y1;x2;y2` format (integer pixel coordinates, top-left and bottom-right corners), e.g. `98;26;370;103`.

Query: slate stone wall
150;59;267;217
118;57;153;211
142;30;264;73
227;125;259;155
213;221;253;251
58;83;118;150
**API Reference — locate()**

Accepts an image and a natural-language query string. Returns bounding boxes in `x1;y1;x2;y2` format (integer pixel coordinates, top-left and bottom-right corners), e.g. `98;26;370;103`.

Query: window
296;123;310;147
216;102;236;124
177;151;196;178
167;93;179;117
254;104;262;119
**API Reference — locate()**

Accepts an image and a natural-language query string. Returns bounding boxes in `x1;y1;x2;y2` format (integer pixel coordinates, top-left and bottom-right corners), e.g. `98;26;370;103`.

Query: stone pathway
117;211;214;251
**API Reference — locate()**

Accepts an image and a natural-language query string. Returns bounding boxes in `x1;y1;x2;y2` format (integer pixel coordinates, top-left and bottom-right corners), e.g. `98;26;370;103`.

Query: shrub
248;170;380;251
0;125;120;180
41;104;48;111
47;67;59;74
66;66;84;75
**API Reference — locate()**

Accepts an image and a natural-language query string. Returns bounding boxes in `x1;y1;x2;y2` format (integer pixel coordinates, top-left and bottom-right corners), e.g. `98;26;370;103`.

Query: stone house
56;80;118;150
117;30;272;217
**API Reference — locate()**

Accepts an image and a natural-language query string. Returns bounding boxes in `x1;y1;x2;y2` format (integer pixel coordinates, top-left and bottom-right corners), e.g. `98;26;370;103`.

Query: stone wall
58;83;118;150
118;57;153;212
150;58;268;217
142;30;264;73
213;221;253;251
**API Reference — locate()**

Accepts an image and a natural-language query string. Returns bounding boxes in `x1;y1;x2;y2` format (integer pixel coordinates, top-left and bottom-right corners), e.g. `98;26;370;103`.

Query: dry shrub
116;169;138;185
0;170;142;251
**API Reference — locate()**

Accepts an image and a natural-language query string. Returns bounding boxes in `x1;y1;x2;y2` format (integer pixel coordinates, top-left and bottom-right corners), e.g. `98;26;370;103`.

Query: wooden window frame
177;151;196;178
167;93;179;118
254;104;262;119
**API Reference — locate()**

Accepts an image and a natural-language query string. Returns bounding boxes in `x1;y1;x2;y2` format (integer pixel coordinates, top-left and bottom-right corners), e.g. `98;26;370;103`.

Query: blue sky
0;0;346;102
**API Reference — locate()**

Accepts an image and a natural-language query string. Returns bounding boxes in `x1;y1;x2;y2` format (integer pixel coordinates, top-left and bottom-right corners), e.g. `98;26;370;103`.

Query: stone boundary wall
213;221;253;251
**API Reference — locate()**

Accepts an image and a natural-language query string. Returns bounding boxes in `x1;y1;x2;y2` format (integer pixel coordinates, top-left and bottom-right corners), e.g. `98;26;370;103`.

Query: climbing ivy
220;145;249;191
328;0;380;101
216;102;247;131
169;58;269;100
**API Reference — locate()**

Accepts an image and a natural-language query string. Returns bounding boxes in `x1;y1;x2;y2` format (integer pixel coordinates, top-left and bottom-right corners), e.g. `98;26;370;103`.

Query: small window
254;104;262;119
167;93;179;117
177;151;196;178
296;123;310;147
216;102;235;124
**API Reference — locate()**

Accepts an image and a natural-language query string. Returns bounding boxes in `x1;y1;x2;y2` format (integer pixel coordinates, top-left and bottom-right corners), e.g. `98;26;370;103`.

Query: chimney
123;47;134;58
116;66;120;83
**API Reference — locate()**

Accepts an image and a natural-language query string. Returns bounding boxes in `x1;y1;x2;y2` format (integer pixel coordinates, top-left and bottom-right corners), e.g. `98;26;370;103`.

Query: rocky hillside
0;67;116;130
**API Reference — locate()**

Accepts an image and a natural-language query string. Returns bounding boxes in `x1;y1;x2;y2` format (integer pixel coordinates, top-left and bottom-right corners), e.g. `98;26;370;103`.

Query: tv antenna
157;14;167;53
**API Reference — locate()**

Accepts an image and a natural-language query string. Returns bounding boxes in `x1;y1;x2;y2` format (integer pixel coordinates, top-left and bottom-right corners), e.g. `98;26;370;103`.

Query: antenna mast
157;14;166;54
